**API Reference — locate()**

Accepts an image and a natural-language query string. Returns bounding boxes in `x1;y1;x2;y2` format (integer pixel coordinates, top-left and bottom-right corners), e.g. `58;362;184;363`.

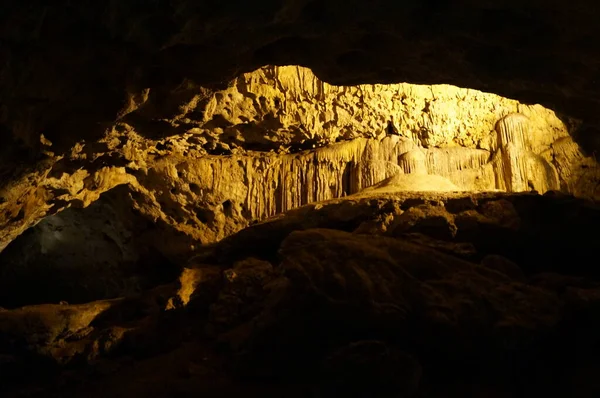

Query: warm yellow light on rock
494;113;559;193
191;65;592;198
1;65;599;254
166;266;220;309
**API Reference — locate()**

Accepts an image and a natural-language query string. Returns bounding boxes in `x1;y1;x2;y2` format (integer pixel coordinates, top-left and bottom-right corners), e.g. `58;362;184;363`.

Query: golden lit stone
0;65;599;254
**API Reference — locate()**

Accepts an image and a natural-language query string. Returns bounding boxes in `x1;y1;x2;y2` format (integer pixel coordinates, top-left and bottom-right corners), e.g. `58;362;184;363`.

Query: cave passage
3;0;600;394
1;65;600;398
0;187;180;308
1;65;599;307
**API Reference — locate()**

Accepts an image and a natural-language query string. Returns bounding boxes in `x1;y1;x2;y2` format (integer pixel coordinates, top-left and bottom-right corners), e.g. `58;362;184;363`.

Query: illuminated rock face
493;113;560;193
0;66;599;253
197;66;571;151
178;66;588;195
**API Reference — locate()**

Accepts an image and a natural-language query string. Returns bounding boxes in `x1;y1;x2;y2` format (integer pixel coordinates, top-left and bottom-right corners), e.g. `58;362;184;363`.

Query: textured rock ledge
1;66;599;255
2;191;600;397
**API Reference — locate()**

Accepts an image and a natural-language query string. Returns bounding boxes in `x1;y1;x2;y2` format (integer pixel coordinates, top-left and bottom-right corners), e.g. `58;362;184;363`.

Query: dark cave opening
222;199;233;216
0;188;180;309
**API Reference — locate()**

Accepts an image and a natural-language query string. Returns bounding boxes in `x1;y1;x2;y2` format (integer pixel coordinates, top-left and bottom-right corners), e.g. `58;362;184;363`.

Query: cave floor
2;190;600;398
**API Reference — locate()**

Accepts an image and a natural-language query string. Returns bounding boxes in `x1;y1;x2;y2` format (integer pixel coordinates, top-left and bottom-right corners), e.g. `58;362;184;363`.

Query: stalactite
500;143;530;191
399;149;427;175
172;109;578;231
496;113;529;149
525;154;560;193
425;148;490;176
188;135;521;222
493;113;560;192
551;137;586;188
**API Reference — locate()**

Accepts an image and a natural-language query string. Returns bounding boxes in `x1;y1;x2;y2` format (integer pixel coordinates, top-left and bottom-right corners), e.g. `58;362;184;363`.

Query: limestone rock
209;258;278;333
401;233;478;260
353;213;396;235
0;279;185;368
205;190;600;281
218;228;561;381
200;66;571;152
1;66;599;256
3;0;600;157
481;255;527;283
0;189;179;308
1;63;599;258
454;199;521;242
165;266;222;312
386;204;458;240
1;190;600;396
494;113;560;193
3;2;600;393
363;173;463;193
444;196;479;213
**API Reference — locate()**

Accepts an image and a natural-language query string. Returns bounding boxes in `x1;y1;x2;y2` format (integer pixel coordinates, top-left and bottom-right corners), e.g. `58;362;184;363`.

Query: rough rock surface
1;66;599;256
0;187;180;308
190;66;571;150
2;1;600;257
2;191;600;397
3;2;600;396
207;191;600;277
2;0;600;155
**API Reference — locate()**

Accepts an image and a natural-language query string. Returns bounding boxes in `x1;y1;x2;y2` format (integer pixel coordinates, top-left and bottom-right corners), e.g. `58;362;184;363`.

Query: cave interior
2;1;600;397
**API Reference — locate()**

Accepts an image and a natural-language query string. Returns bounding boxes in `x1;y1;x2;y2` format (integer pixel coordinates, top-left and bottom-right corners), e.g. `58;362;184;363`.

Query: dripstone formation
2;2;600;395
1;66;598;256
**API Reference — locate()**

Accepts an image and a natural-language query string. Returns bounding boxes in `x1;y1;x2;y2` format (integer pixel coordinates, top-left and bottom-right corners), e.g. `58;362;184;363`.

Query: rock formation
0;187;179;308
3;2;600;396
2;190;600;397
1;66;599;257
0;66;598;327
3;0;600;157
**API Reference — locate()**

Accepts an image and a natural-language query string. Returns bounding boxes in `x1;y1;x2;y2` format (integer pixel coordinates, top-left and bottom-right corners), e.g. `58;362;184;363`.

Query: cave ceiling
2;0;600;155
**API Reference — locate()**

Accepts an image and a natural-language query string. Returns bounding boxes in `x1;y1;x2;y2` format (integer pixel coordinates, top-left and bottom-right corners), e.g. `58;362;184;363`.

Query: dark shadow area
454;194;600;278
572;123;600;157
2;192;600;397
0;186;180;308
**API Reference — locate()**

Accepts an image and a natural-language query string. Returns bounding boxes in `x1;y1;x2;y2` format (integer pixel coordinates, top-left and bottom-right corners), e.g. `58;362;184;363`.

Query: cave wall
1;66;599;256
3;2;600;394
1;1;600;260
2;1;600;257
3;0;600;155
0;187;179;308
197;66;569;150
